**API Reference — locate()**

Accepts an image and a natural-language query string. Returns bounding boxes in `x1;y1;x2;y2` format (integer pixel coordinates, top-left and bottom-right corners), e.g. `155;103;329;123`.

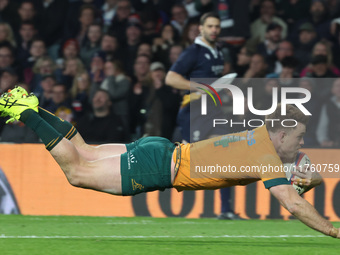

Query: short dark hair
311;54;328;65
20;21;36;28
200;12;220;25
20;0;34;7
0;42;14;56
103;31;118;39
266;104;309;133
281;56;299;69
79;4;96;17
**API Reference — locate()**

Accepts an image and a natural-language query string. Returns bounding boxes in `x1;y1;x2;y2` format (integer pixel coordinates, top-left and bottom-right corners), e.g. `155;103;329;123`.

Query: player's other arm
269;184;340;238
165;71;191;90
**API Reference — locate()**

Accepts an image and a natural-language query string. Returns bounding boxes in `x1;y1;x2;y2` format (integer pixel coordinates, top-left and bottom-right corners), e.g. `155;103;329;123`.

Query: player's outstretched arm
165;71;191;90
270;184;340;238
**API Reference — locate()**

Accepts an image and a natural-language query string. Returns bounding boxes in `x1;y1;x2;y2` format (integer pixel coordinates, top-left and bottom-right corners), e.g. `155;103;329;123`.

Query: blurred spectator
293;0;332;41
277;0;310;29
38;74;56;109
171;4;190;35
196;0;251;40
44;83;72;114
23;37;47;75
101;0;118;32
70;71;91;121
270;40;294;74
56;57;86;89
140;9;162;45
300;40;340;77
0;22;16;47
76;89;126;143
34;0;69;59
294;22;318;70
30;56;56;94
91;60;131;137
257;22;282;61
233;46;254;77
122;22;143;77
326;0;340;19
90;51;106;85
65;4;97;46
137;43;153;60
129;54;151;137
80;23;102;69
0;0;19;26
55;105;74;124
132;54;150;83
242;53;268;84
109;0;132;44
16;21;37;65
250;0;287;42
143;61;181;139
316;78;340;147
266;56;299;88
167;44;184;70
305;54;338;79
100;32;123;62
0;42;15;71
11;1;37;32
152;24;178;62
180;21;199;48
56;39;80;70
0;67;18;94
18;1;36;22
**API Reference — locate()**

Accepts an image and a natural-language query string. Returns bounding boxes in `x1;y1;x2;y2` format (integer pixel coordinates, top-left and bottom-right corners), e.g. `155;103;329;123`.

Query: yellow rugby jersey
173;125;290;191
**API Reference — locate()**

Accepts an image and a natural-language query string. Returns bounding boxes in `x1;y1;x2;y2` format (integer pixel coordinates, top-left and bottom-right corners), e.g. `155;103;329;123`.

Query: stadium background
0;0;340;219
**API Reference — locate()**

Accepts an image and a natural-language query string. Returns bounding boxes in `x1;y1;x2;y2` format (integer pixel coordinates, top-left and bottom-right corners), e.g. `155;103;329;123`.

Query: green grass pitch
1;215;340;255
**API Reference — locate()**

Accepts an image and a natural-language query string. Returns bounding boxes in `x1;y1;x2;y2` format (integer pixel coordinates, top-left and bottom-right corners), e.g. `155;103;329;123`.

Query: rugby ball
284;152;311;195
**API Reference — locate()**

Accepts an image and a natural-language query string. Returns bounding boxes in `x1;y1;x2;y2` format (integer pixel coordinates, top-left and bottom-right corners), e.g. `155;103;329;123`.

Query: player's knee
66;174;82;187
64;168;84;188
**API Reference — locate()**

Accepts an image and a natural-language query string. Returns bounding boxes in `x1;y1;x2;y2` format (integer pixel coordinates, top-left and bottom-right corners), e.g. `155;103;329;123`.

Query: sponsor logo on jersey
131;179;144;191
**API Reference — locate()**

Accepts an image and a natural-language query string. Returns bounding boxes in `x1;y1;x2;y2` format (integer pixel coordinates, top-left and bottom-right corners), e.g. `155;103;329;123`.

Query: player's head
199;12;220;46
266;104;309;163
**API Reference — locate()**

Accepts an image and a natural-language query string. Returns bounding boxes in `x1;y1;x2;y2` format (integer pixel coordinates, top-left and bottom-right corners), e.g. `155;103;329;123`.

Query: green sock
20;109;63;151
38;107;78;140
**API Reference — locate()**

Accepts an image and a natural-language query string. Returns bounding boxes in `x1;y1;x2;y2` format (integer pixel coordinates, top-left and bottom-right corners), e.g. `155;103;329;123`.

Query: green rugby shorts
120;137;176;196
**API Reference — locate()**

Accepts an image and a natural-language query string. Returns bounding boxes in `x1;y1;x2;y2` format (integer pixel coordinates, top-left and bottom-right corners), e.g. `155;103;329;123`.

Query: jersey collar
194;37;219;59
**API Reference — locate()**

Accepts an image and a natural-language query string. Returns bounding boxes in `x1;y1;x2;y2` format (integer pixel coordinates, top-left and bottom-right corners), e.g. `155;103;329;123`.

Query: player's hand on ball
291;164;322;188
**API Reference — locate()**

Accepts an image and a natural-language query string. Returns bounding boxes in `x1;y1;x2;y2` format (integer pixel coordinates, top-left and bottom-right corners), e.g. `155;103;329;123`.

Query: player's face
199;17;221;45
280;123;306;163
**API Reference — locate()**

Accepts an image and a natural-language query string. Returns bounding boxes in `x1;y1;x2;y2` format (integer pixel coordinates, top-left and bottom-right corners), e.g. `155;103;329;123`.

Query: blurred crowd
0;0;339;148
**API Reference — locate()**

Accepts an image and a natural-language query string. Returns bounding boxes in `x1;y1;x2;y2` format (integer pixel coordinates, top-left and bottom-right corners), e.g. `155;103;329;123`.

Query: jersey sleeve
257;154;290;189
262;178;290;189
170;46;197;77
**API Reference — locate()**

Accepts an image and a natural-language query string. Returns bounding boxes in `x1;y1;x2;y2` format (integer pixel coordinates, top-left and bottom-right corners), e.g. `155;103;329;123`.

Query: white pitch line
0;235;325;239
